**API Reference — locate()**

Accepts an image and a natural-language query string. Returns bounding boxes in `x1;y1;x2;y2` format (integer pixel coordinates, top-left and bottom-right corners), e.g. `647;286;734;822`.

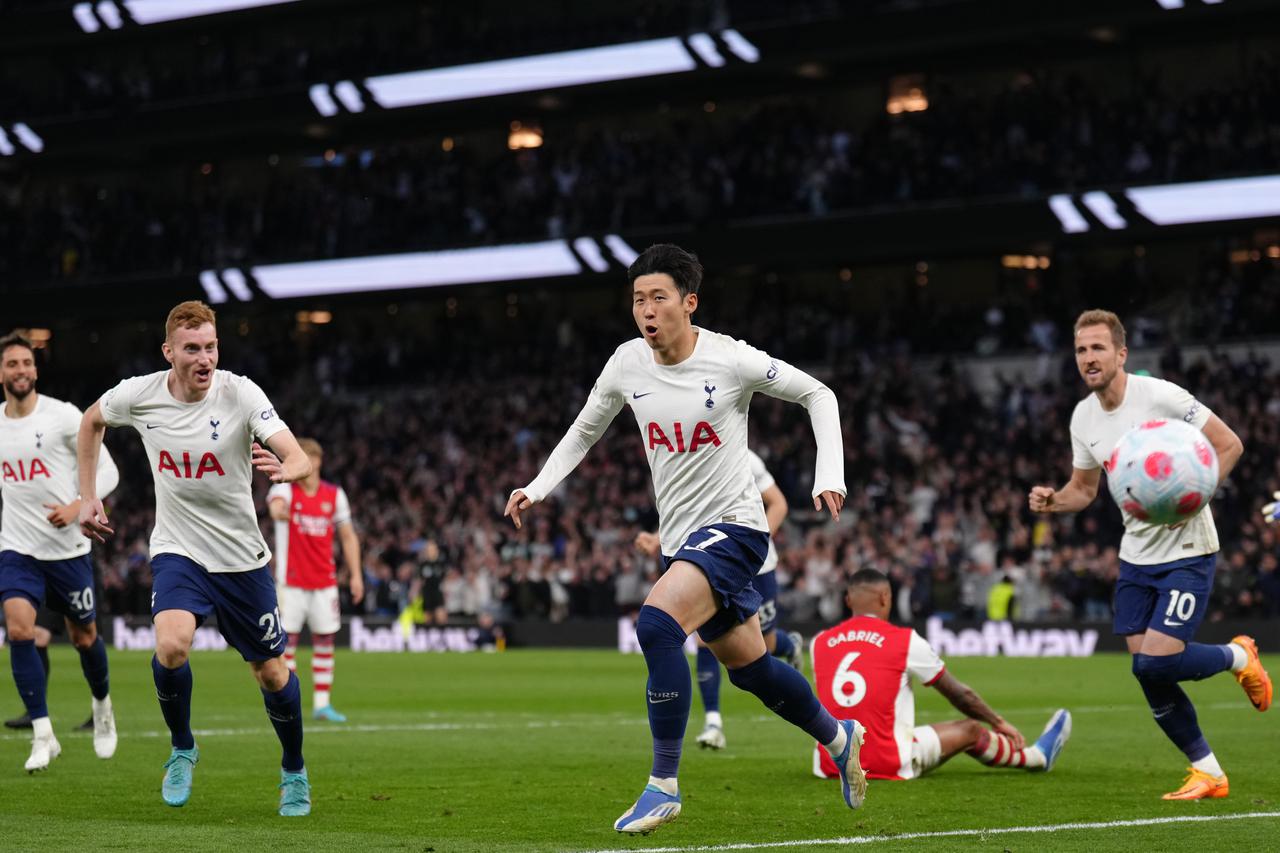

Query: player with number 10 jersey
1028;309;1269;801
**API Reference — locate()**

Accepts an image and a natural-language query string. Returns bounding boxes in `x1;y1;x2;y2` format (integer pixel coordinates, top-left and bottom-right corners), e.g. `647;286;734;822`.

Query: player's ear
161;341;174;365
685;292;698;316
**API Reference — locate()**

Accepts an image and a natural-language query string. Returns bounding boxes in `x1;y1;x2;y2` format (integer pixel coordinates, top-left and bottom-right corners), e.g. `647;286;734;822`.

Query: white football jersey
1070;373;1217;564
0;394;119;560
746;449;779;575
100;370;288;572
521;328;845;557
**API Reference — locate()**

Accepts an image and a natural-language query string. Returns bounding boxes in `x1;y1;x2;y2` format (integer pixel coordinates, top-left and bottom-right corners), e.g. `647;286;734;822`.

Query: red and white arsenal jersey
268;480;351;590
810;614;945;780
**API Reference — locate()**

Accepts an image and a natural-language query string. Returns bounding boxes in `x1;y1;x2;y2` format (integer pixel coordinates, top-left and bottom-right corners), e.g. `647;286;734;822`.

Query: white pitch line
0;700;1249;743
574;811;1280;853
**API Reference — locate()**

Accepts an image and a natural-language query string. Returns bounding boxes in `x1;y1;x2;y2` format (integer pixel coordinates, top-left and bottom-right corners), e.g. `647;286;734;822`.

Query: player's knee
726;653;771;691
962;719;986;743
155;637;190;668
68;623;97;650
254;657;291;692
5;623;35;643
1132;652;1181;684
636;605;686;653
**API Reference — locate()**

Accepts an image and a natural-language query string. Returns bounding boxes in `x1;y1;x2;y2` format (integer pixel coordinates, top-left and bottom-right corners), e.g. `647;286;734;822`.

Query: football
1104;419;1219;526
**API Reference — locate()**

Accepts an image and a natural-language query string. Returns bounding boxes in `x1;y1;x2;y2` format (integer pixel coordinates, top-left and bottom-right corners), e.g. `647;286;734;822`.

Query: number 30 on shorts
68;586;94;613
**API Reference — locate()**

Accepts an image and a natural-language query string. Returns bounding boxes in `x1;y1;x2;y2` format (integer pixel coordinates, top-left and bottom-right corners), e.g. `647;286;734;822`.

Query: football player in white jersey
0;333;120;771
635;448;804;751
76;301;315;816
1029;309;1270;800
505;244;866;834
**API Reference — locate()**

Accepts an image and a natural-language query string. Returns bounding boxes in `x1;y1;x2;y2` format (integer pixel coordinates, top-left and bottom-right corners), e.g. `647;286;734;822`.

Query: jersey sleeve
747;449;776;493
98;377;141;428
520;351;625;503
1152;377;1213;429
266;483;292;507
333;487;352;526
734;340;845;498
906;630;946;685
239;377;289;443
1069;404;1100;470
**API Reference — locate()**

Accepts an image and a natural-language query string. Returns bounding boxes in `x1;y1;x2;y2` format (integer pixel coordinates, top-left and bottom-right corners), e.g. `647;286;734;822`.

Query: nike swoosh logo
1089;440;1100;447
648;697;674;704
146;424;163;430
1163;620;1184;627
632;392;654;399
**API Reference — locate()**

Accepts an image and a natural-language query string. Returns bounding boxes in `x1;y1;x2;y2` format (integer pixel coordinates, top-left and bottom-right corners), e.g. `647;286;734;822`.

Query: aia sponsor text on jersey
647;421;721;453
157;450;225;479
2;458;50;482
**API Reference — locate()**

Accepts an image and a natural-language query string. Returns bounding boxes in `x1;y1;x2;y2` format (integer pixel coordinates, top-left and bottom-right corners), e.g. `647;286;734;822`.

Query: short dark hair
0;332;35;361
848;568;890;589
627;243;703;297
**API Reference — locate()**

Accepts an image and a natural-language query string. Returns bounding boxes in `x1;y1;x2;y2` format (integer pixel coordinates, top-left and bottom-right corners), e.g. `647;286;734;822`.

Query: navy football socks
1138;680;1210;761
727;652;838;744
772;629;798;661
263;671;306;772
152;656;195;750
695;645;721;714
11;639;48;719
78;635;111;700
636;605;690;779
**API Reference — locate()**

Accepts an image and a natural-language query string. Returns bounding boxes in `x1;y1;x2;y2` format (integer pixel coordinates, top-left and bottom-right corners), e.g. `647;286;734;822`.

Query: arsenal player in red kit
810;569;1072;781
268;437;363;722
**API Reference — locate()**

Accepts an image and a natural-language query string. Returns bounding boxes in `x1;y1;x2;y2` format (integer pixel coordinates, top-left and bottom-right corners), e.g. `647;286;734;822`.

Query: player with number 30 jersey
0;332;121;772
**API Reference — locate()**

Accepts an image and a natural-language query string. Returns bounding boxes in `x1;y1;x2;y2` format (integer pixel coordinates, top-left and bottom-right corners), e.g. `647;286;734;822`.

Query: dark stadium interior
1;0;1279;630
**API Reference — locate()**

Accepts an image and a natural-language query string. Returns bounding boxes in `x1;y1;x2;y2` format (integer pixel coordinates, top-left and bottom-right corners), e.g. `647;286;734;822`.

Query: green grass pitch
0;647;1275;852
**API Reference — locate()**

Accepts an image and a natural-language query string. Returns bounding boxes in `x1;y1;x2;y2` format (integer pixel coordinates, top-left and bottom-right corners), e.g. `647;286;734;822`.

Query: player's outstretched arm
257;429;312;483
931;671;1026;749
505;355;625;528
76;401;114;542
1201;413;1244;484
1028;466;1100;515
737;346;846;520
504;490;533;530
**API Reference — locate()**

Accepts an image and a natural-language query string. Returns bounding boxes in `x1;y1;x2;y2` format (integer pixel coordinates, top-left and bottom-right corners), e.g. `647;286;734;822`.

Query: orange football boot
1162;768;1229;801
1231;635;1272;711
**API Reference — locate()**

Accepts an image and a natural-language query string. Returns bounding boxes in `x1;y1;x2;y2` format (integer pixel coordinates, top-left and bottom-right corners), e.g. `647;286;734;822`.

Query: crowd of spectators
69;279;1280;629
4;47;1277;284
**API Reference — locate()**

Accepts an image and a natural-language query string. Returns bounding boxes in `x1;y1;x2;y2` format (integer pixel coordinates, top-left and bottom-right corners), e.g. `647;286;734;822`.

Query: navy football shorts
0;550;97;625
151;553;286;661
664;523;770;643
1113;553;1216;644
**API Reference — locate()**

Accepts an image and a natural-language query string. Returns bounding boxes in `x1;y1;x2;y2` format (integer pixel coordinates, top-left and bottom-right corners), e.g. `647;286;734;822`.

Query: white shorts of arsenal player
280;585;340;636
813;725;943;779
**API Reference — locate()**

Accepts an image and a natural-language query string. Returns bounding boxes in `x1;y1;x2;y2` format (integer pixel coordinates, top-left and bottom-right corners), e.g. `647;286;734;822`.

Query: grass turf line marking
574;811;1280;853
